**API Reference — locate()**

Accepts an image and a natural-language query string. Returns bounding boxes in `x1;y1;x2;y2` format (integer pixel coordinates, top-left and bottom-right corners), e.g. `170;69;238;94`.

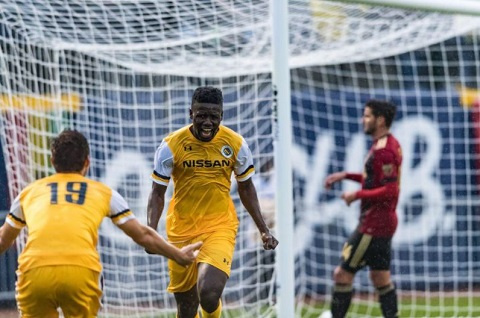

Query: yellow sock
176;313;199;318
200;299;222;318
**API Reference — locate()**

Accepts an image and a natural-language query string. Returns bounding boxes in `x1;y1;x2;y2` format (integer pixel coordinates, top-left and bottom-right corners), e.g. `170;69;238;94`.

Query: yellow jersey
6;173;135;273
151;125;255;241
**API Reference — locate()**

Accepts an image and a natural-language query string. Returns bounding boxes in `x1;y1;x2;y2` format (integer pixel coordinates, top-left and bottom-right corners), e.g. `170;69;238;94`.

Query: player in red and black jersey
324;99;402;318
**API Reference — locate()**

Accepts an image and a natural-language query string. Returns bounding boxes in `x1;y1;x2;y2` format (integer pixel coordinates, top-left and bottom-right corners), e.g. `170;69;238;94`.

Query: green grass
99;295;480;317
300;295;480;318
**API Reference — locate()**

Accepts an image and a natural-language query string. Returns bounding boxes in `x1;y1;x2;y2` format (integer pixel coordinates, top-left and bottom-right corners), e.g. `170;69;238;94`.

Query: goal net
0;0;479;317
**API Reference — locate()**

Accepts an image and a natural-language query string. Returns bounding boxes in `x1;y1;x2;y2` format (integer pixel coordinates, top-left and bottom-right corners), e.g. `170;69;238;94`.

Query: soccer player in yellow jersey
0;129;202;318
148;86;279;318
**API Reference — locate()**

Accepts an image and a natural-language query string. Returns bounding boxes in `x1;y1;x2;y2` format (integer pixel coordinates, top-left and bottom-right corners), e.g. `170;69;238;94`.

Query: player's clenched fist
261;231;279;250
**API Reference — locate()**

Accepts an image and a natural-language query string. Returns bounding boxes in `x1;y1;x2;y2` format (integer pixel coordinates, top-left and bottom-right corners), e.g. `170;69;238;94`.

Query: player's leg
56;266;102;318
331;230;370;318
196;229;236;318
167;237;203;318
368;237;398;318
168;257;200;318
174;286;200;318
16;266;60;318
197;263;227;318
370;270;398;318
331;266;355;318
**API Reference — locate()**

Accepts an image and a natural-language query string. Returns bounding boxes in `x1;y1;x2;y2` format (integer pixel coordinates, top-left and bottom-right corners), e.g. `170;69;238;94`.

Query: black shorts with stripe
340;229;392;273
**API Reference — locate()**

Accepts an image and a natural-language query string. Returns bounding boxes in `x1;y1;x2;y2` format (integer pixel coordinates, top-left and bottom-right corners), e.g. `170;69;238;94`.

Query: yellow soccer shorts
167;228;237;293
16;265;102;318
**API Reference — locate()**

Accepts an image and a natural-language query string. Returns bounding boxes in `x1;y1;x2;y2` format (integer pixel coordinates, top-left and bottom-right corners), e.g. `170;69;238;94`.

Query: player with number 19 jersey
6;173;135;273
151;125;255;241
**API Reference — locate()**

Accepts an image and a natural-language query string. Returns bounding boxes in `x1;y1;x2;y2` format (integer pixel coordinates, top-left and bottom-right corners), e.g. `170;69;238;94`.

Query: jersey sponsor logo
182;159;230;168
221;145;233;158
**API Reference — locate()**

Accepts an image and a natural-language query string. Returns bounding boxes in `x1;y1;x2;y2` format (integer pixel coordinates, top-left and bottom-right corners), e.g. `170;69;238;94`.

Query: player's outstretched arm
237;178;278;250
0;222;21;254
324;171;347;189
118;219;202;266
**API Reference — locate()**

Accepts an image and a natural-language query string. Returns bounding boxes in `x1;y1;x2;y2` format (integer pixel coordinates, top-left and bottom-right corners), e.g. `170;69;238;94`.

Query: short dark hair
191;86;223;107
365;99;397;128
51;129;90;173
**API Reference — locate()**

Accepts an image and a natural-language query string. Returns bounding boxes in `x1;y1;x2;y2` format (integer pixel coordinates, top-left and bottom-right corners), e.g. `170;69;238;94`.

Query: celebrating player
0;129;202;317
324;99;402;318
147;86;278;318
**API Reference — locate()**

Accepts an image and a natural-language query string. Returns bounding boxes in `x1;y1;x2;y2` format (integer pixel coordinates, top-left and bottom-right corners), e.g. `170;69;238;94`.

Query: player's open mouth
200;129;212;138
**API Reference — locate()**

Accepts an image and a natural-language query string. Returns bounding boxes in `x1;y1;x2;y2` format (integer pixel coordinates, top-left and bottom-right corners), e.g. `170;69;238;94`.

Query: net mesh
1;1;480;317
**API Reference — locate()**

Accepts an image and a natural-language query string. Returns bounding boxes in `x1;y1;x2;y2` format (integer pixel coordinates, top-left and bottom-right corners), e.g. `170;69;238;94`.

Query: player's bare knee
198;285;221;312
370;270;391;288
198;288;221;312
333;267;353;285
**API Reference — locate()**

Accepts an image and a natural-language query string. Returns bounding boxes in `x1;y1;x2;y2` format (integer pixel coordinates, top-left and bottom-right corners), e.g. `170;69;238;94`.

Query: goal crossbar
331;0;480;16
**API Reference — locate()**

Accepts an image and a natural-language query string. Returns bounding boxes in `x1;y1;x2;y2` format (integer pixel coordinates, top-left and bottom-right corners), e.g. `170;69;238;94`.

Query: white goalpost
271;1;295;318
1;1;480;317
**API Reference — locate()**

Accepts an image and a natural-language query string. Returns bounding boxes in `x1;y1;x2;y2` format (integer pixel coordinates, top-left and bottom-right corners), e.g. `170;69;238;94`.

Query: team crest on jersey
221;145;233;158
382;164;393;176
